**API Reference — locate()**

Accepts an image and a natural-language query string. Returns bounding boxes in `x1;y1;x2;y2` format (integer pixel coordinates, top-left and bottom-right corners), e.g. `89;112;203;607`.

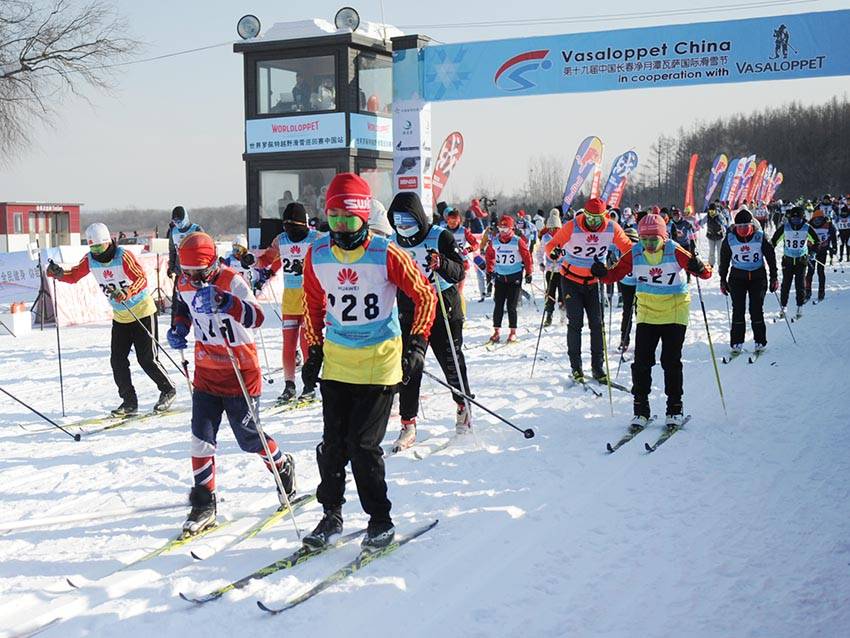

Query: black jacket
718;231;777;284
387;192;466;315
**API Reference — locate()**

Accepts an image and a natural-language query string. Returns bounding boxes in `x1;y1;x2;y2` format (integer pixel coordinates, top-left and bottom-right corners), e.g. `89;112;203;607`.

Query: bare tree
0;0;138;156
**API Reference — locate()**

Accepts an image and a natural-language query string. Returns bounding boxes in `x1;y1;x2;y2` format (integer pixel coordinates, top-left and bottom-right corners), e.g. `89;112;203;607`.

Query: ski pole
530;279;557;378
210;303;300;539
724;294;731;330
695;277;727;416
0;385;80;441
119;299;192;389
773;291;797;344
255;320;275;386
433;277;470;414
51;277;66;417
0;319;15;337
596;281;614;417
422;370;534;439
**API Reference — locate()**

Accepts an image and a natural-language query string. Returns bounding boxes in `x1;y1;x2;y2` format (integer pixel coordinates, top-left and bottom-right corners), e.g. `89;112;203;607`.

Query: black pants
728;277;767;346
805;249;828;298
631;322;687;417
399;287;470;419
839;229;850;261
316;380;395;524
544;270;563;314
619;283;636;346
780;257;807;307
560;277;604;375
493;279;522;329
111;312;174;403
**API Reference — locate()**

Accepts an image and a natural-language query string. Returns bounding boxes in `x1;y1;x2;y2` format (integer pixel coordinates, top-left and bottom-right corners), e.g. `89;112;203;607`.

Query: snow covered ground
2;252;850;637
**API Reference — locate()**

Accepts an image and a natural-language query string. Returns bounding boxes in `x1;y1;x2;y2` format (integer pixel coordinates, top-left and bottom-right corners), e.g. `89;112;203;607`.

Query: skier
592;212;712;429
536;208;564;327
47;223;176;416
167;206;203;323
220;235;252;284
253;203;320;403
475;219;499;302
300;173;436;551
166;231;295;536
835;205;850;262
389;192;472;448
700;203;727;267
718;209;778;354
545;197;632;382
441;206;479;311
754;201;770;232
805;208;836;302
616;226;639;352
770;206;819;319
485;215;533;343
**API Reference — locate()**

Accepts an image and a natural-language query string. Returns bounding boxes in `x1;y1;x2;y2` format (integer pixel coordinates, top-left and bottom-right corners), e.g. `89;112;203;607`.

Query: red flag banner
431;131;465;202
683;153;698;213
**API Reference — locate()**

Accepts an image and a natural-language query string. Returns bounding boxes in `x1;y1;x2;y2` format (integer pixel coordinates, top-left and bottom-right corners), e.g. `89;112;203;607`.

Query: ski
190;493;315;560
19;408;182;434
748;350;766;364
721;351;744;364
607;417;655;453
263;396;320;416
567;377;603;398
593;378;630;393
812;298;826;306
644;415;692;453
179;528;365;604
256;519;439;614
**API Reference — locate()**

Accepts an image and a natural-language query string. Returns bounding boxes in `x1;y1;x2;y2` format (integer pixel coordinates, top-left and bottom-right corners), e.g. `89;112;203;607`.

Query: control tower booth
234;16;402;248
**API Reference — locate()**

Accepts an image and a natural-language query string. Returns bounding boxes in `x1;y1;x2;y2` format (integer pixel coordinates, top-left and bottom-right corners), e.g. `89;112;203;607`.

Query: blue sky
1;0;848;210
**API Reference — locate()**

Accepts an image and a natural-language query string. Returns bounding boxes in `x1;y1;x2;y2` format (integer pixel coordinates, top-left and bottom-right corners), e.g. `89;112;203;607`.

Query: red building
0;202;81;253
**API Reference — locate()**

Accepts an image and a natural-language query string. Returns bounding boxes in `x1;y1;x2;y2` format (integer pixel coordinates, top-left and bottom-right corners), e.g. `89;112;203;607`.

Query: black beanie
171;205;186;221
282;202;307;224
734;209;753;224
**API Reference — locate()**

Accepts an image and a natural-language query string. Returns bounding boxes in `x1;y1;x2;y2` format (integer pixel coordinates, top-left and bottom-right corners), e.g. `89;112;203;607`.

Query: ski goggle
584;212;605;228
735;223;755;238
327;213;363;232
498;225;512;234
182;264;216;288
639;236;663;251
89;242;109;255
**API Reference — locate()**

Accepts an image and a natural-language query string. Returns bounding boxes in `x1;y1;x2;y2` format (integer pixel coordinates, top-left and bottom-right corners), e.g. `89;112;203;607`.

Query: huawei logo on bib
586;234;599;244
741;245;751;252
290;245;302;255
103;269;114;279
649;267;663;278
337;268;359;285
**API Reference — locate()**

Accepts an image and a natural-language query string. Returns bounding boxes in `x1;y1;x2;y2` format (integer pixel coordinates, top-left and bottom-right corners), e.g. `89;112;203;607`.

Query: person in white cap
47;223;176;416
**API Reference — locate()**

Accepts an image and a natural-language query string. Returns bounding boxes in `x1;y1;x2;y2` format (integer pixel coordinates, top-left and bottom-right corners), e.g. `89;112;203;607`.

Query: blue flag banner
719;158;741;203
412;10;850;102
562;136;603;210
601;151;639;204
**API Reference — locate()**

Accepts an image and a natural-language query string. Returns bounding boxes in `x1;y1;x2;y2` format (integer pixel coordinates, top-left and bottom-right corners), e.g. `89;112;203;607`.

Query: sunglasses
89;243;109;255
327;214;362;232
640;236;663;249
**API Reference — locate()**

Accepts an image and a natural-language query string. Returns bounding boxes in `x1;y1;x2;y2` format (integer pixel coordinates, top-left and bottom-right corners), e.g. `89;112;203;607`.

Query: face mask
640;236;663;253
284;221;308;241
89;242;109;255
498;226;512;238
331;224;369;250
393;212;420;238
735;223;755;239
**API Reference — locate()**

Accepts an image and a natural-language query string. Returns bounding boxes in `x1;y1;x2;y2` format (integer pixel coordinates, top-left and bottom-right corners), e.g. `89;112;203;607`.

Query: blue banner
702;153;728;212
413;10;850;102
719;157;740;203
600;151;639;203
562;136;603;210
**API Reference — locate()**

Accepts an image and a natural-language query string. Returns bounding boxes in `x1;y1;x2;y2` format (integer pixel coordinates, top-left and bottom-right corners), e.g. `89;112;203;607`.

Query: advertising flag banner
562;136;603;209
601;151;639;203
719;157;740;203
726;156;748;206
683;153;699;212
589;165;603;199
734;155;758;207
413;10;850;103
702;153;728;211
767;171;783;200
747;160;769;203
607;177;629;209
431;131;465;202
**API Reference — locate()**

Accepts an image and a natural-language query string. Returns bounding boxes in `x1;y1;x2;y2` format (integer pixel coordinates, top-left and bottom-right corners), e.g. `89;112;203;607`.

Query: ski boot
570;369;585;383
665;413;686;430
111;399;138;417
796;305;803;319
754;342;766;353
543;311;553;327
592;370;608;384
559;308;567;325
488;328;501;344
616;338;630;354
153;388;176;412
507;328;518;343
730;343;743;355
303;509;343;551
277;381;297;404
362;520;395;551
817;292;825;302
629;414;651;433
275;453;297;505
392;418;417;451
183;485;216;537
299;385;317;402
456;403;472;435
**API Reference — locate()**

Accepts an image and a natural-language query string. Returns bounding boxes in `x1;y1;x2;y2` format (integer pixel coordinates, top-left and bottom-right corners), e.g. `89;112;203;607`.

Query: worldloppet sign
392;9;850;212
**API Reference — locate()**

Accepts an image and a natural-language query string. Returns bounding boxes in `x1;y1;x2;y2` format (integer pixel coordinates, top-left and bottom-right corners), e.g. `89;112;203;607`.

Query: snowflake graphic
424;47;471;100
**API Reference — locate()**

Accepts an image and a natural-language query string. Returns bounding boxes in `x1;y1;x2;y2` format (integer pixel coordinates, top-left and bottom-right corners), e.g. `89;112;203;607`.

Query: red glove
769;278;779;293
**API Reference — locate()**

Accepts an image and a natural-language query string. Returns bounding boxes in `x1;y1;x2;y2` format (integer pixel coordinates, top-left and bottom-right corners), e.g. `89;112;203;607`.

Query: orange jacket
545;214;632;285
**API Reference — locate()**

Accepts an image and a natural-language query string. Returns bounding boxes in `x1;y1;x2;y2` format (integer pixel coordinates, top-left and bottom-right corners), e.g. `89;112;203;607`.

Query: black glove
524;274;532;284
46;260;64;278
301;344;323;390
590;259;608;278
548;247;565;261
166;265;175;278
240;253;256;268
687;254;706;276
402;334;427;384
486;272;493;286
